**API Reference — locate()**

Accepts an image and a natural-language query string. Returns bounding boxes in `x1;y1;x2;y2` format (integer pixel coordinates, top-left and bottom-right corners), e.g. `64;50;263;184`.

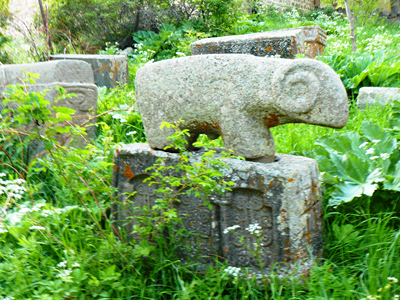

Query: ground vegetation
0;2;400;299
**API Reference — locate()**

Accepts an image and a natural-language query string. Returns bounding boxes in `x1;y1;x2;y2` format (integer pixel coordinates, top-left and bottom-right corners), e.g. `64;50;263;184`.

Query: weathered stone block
0;60;98;155
136;54;348;162
51;54;129;88
357;87;400;109
112;143;322;275
191;26;327;59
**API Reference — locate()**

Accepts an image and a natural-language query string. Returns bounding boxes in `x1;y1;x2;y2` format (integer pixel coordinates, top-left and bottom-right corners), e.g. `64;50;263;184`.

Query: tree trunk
38;0;54;57
344;0;357;52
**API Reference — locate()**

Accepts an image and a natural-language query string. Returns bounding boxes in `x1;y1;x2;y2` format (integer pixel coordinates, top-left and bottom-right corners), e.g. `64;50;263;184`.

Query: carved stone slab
0;60;98;157
112;143;323;275
191;26;327;59
357;87;400;109
136;54;348;161
51;54;129;88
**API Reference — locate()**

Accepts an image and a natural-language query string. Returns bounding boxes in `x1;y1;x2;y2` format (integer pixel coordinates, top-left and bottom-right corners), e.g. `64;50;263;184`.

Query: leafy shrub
0;35;12;63
318;50;400;98
132;23;209;62
48;0;158;51
300;102;400;211
228;15;271;35
47;0;245;52
0;0;10;33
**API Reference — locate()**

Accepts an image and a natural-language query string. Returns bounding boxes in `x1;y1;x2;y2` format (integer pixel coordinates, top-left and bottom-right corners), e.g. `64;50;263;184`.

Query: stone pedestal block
357;87;400;109
191;26;326;59
51;54;129;88
112;143;323;275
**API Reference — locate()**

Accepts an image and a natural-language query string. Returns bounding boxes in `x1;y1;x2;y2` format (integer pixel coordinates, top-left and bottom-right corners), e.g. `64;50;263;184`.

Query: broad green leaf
329;183;364;207
315;131;366;158
362;122;396;155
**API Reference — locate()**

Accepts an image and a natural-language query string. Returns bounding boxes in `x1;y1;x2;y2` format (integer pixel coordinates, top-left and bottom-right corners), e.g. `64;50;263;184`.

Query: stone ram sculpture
135;54;348;162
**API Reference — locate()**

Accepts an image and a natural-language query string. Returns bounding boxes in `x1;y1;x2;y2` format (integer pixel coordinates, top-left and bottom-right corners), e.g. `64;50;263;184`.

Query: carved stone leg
220;109;275;161
144;121;176;151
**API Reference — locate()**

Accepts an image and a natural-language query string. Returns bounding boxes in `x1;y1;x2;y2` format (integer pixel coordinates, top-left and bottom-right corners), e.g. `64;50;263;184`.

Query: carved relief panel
220;187;279;269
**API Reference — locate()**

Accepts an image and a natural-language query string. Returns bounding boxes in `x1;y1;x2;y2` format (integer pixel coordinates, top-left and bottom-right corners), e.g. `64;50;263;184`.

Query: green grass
272;103;393;154
1;5;400;300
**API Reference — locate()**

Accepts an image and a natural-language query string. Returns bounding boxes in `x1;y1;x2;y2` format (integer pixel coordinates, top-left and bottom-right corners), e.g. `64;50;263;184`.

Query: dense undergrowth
1;2;400;299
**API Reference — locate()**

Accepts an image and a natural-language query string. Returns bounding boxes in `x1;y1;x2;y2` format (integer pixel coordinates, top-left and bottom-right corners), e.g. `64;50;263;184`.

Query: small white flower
224;266;241;277
394;294;399;300
359;142;369;148
388;277;398;283
30;225;45;230
246;223;262;235
126;131;137;136
371;156;379;160
112;113;123;120
41;210;52;217
176;52;186;56
372;140;381;143
57;261;67;268
366;148;375;155
56;269;72;278
223;225;240;234
380;153;390;160
72;262;80;268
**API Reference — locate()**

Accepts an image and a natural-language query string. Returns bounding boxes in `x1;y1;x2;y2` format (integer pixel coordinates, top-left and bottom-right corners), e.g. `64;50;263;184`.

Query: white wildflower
126;131;137;136
380;153;390;160
224;266;241;277
371;156;379;160
57;261;67;268
176;52;186;56
366;148;375;155
246;223;262;235
0;177;27;199
41;208;63;217
112;113;123;120
359;142;369;148
72;262;80;268
388;277;398;283
56;269;72;278
30;225;45;230
62;206;78;212
372;140;381;143
223;225;240;234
